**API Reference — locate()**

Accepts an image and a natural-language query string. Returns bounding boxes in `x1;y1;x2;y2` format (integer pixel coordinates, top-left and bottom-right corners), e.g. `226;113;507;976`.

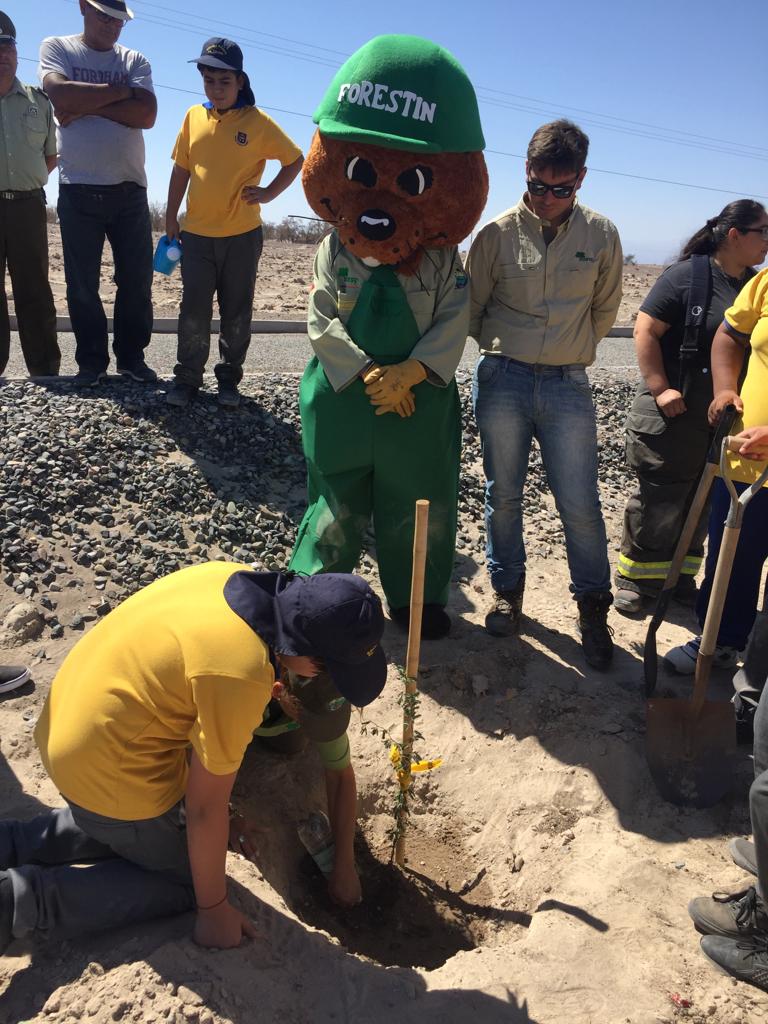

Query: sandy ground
16;228;658;324
2;245;766;1024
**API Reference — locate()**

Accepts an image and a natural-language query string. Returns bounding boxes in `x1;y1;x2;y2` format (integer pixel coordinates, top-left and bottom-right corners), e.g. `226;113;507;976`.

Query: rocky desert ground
1;238;766;1024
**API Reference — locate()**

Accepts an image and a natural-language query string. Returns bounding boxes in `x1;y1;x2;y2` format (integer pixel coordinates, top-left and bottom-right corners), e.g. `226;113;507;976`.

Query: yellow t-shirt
172;104;302;238
723;268;768;485
35;562;274;820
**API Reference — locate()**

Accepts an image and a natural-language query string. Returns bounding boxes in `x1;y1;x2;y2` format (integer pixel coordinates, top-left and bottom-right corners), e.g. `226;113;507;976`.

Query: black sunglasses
527;178;580;199
742;226;768;241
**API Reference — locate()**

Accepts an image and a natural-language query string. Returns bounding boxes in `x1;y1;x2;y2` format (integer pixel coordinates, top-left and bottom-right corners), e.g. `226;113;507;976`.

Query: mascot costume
290;35;488;638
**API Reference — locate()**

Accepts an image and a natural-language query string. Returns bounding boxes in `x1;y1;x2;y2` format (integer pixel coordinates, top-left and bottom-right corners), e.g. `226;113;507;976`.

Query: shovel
643;406;737;698
646;438;768;807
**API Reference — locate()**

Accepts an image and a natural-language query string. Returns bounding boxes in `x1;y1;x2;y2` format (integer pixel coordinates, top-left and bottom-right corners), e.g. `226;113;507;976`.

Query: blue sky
12;0;768;262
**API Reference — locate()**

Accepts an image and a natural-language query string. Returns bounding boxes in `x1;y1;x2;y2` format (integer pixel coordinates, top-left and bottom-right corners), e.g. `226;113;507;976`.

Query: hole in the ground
286;821;523;970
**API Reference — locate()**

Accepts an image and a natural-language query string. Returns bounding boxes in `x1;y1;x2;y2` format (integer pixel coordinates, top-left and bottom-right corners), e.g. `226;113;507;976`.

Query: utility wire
18;55;767;200
120;0;768;162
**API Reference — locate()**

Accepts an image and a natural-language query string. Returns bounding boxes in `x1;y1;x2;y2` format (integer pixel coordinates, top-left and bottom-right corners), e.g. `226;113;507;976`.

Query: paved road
3;333;638;379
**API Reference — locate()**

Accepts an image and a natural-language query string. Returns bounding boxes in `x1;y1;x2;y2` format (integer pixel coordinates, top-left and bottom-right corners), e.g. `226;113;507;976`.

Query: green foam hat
313;34;485;154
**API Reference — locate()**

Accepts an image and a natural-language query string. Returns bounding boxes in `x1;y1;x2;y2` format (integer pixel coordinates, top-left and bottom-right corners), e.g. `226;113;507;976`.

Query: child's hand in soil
328;864;362;907
194;900;259;950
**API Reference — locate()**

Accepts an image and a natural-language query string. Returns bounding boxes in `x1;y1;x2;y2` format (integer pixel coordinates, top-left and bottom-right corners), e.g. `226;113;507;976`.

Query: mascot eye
397;165;433;196
345;156;377;188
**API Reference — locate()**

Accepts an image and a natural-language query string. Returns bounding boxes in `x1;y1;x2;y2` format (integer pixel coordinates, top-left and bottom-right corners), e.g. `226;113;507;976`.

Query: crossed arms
43;73;157;130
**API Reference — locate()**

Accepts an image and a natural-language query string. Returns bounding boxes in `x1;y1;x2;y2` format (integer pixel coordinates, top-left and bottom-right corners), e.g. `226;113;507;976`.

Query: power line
64;0;768;163
56;0;768;165
18;58;766;201
478;84;768;159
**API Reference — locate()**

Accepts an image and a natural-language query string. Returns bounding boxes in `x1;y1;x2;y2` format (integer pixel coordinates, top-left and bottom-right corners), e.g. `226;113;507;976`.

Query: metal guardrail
8;315;635;338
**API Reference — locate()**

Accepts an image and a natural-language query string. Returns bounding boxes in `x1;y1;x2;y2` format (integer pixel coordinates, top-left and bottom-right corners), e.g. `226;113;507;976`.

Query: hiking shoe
0;870;13;954
729;838;758;878
614;587;643;615
485;575;525;637
0;665;30;695
73;368;107;387
217;383;241;409
673;574;698;607
664;636;740;675
117;362;158;385
576;591;614;670
689;886;768;939
166;382;198;408
700;933;768;993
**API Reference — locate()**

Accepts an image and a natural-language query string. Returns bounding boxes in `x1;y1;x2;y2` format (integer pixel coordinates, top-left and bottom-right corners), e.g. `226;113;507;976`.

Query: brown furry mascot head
303;34;488;275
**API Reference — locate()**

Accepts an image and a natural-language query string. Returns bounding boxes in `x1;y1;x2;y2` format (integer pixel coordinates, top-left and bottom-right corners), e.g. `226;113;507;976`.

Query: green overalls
290;260;462;609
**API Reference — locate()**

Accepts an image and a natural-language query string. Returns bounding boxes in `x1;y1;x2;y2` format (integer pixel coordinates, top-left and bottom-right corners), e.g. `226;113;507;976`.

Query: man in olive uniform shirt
468;120;623;670
0;11;59;378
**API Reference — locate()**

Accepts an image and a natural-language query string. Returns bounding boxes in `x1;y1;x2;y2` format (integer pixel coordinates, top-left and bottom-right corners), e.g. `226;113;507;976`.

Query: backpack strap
677;254;713;393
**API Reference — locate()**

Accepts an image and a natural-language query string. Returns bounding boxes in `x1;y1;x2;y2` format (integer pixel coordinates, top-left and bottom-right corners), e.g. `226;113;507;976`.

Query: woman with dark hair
615;199;768;615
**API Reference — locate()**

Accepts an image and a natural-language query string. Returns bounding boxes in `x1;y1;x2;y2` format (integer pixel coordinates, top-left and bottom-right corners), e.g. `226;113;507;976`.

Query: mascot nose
356;209;397;241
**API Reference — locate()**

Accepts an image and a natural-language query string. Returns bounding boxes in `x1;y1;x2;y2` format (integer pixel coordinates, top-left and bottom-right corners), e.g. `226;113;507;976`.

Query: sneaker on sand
689;886;768;939
485;575;525;637
576;591;614;671
700;933;768;994
117;362;159;384
664;636;740;675
217;383;241;409
614;587;643;615
0;871;13;954
729;837;758;877
166;382;198;408
0;665;30;695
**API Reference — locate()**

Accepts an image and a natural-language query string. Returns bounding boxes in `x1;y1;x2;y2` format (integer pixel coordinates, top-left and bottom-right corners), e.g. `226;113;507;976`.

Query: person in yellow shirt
665;266;768;726
0;563;387;953
165;38;303;408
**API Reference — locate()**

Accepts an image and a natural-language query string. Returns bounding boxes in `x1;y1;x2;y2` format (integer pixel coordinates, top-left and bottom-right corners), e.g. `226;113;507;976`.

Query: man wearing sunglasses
39;1;158;386
467;119;623;670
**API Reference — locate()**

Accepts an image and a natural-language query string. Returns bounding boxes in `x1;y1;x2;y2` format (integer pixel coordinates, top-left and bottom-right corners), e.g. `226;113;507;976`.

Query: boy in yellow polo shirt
165;38;303;409
0;563;387;953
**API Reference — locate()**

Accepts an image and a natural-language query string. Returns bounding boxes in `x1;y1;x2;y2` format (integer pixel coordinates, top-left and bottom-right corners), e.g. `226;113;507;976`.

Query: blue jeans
695;479;768;650
57;183;153;374
472;355;611;596
2;802;193;941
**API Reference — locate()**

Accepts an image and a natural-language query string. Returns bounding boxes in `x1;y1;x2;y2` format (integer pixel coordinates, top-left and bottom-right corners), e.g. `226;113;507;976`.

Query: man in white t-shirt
40;1;157;386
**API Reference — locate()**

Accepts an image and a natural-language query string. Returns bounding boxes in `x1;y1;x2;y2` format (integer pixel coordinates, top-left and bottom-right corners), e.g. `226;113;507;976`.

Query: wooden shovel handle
691;524;740;717
405;500;429;682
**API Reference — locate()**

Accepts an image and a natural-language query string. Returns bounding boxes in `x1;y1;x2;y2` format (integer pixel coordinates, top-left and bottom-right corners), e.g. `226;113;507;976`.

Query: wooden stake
394;499;429;867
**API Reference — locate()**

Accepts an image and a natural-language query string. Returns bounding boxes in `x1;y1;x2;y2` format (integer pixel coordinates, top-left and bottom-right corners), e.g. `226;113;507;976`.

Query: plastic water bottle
297;811;335;877
153;235;182;275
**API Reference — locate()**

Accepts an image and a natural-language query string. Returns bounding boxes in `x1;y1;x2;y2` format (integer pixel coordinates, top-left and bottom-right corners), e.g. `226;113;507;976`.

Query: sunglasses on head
527;178;579;199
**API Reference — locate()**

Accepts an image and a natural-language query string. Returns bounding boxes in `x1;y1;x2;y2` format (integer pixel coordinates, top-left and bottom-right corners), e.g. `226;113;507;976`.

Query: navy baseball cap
0;11;16;44
190;37;255;106
224;570;388;707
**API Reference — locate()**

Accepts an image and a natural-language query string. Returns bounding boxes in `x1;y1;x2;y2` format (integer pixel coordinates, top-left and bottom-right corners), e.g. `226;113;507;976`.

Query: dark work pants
0;193;59;376
175;227;263;388
751;678;768;898
2;802;194;942
618;392;711;588
695;479;768;650
57;182;153;375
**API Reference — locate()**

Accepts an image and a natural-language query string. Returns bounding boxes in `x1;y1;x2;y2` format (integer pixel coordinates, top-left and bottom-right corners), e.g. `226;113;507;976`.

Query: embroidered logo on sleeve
236;131;248;146
454;269;468;289
574;251;597;263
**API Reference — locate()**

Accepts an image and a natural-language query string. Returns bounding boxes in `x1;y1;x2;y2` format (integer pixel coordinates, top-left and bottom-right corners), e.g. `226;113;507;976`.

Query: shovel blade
646;697;736;808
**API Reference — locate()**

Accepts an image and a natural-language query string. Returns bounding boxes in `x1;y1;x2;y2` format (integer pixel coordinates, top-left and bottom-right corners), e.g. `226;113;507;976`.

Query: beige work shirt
467;196;623;367
0;79;56;192
308;231;470;392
